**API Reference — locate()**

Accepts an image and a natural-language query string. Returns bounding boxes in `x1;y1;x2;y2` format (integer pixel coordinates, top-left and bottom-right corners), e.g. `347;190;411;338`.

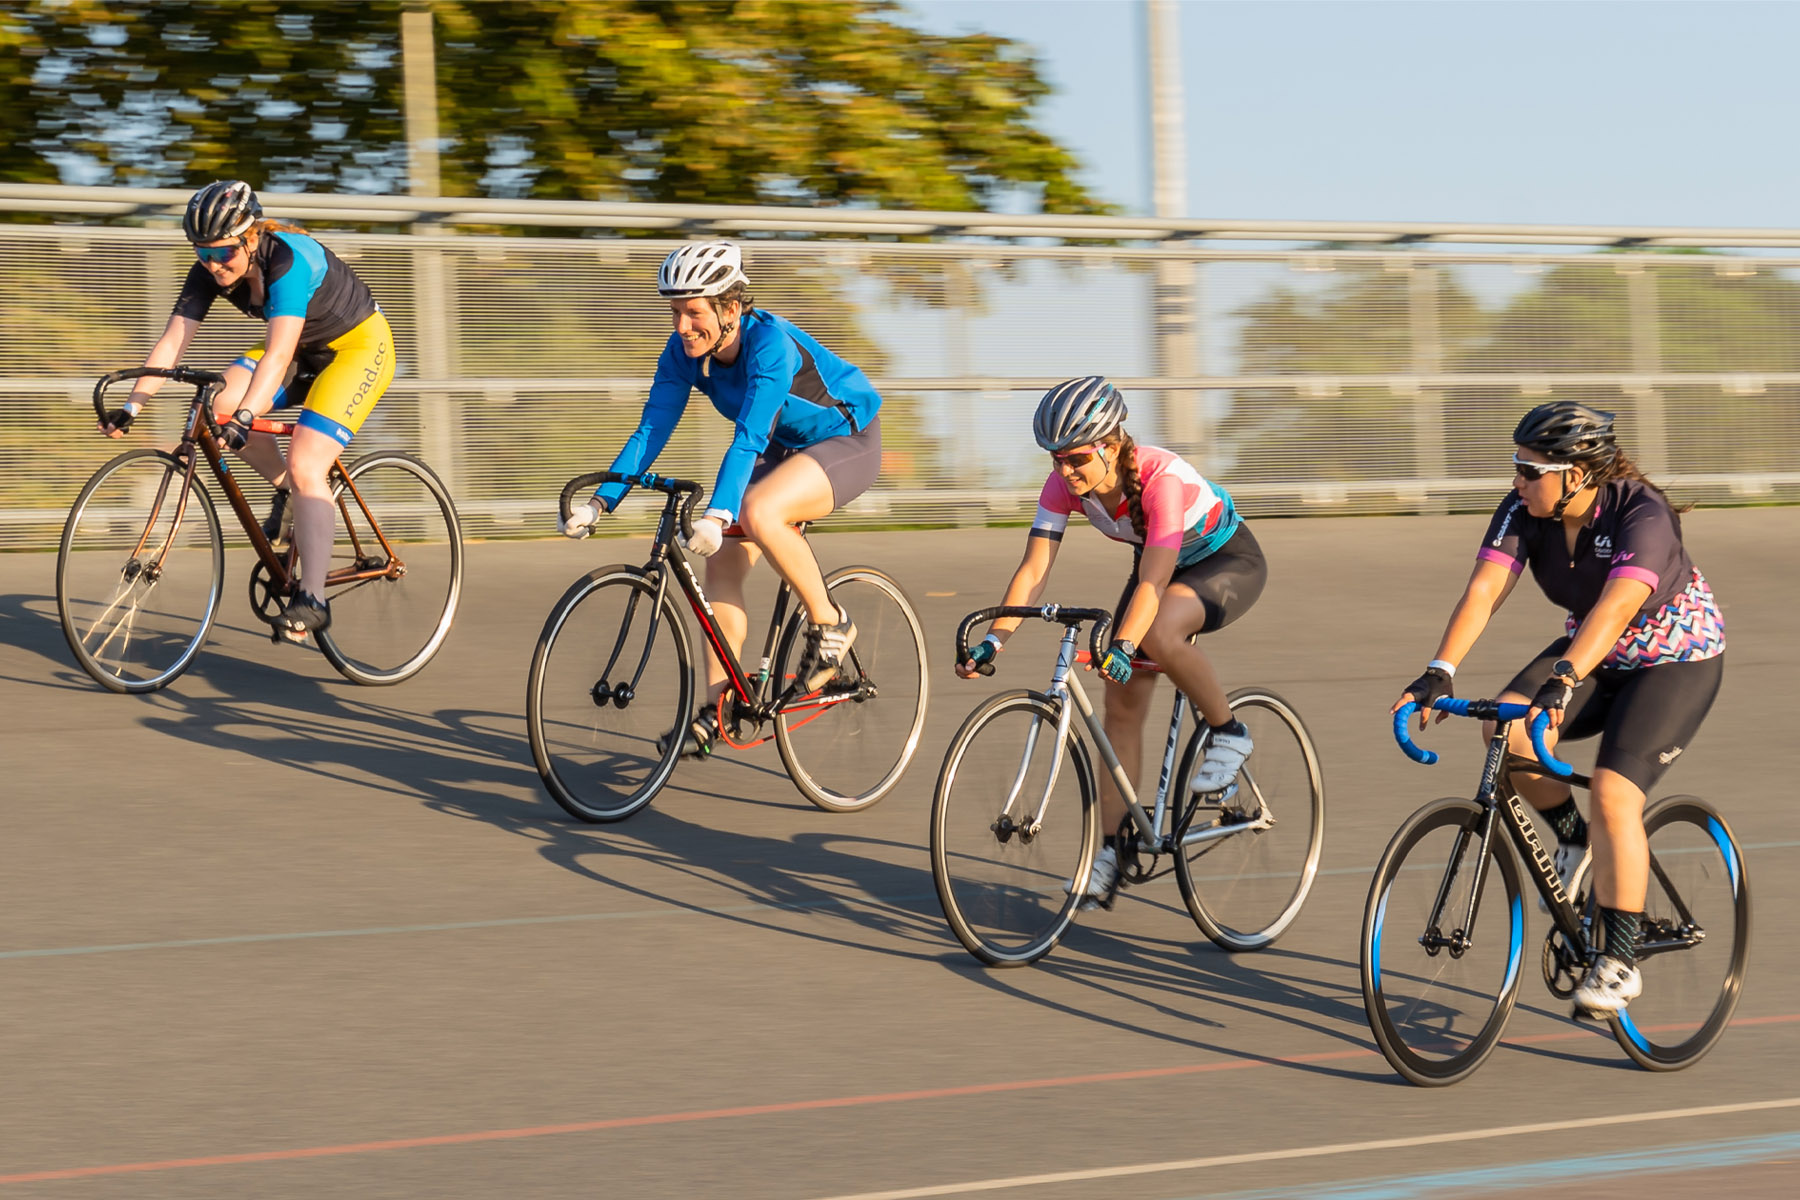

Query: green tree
0;0;1104;213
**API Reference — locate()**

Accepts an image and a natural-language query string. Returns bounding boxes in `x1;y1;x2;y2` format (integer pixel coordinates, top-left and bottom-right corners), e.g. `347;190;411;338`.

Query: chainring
247;560;289;626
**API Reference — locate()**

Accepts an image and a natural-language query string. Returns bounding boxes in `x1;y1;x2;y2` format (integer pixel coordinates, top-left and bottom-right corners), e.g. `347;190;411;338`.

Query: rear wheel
315;452;463;685
930;691;1097;966
527;566;693;823
1174;688;1325;951
1361;797;1525;1086
56;449;224;693
773;566;929;812
1608;796;1750;1071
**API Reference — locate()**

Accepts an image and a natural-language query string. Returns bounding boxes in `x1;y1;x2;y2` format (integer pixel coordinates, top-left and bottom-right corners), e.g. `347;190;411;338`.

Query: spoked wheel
56;449;224;693
930;691;1098;966
1361;797;1526;1086
314;452;463;685
527;565;693;823
772;566;929;813
1607;796;1750;1071
1174;688;1325;951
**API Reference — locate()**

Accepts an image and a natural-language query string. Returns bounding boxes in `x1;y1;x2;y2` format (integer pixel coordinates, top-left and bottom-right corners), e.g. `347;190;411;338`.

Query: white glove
562;502;599;539
681;515;725;557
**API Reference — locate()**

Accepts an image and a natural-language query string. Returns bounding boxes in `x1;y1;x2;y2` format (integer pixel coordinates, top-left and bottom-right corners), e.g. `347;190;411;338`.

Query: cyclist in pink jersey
956;377;1268;908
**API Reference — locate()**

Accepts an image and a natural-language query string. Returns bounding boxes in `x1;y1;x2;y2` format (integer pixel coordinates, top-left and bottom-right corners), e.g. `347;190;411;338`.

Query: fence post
1626;265;1667;474
1409;259;1448;512
401;4;457;501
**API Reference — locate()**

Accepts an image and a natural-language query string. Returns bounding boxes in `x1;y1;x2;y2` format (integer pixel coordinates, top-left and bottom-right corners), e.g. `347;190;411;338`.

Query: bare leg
1099;671;1156;836
284;425;341;601
1587;768;1648;910
1139;585;1232;727
701;537;759;704
737;454;838;625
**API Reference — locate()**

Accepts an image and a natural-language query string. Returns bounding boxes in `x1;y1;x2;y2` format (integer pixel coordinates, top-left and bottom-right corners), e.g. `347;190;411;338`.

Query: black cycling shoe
275;592;331;644
658;708;721;760
261;488;292;548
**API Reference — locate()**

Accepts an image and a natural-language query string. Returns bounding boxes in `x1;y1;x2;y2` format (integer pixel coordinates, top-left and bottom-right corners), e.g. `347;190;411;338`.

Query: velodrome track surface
2;510;1796;1199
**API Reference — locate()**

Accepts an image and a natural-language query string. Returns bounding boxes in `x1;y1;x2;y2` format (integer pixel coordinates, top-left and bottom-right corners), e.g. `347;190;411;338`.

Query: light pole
1146;0;1203;456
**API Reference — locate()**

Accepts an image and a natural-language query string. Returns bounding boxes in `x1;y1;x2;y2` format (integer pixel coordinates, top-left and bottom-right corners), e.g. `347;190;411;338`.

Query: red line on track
5;1014;1795;1185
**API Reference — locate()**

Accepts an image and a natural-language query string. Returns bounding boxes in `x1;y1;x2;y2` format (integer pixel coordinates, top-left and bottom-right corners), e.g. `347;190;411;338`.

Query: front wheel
930;691;1098;966
526;566;693;823
772;566;929;813
1608;796;1751;1071
56;449;224;693
1173;688;1325;951
1361;797;1525;1086
315;452;464;686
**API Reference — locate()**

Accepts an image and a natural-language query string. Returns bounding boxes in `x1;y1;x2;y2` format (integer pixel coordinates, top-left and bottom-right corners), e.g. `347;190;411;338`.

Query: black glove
1402;666;1454;712
1532;673;1576;717
100;407;136;435
220;408;256;451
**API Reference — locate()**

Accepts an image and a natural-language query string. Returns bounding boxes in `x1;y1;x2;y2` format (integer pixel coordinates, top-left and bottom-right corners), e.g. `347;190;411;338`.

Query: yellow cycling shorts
235;310;396;448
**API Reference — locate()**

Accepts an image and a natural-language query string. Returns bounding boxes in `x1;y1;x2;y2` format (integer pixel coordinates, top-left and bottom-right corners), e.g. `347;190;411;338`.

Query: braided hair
1106;430;1148;542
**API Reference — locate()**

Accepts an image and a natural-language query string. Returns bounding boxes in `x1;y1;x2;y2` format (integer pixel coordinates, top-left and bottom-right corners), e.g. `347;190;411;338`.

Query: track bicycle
930;605;1325;966
1361;696;1751;1086
527;470;929;822
57;367;463;693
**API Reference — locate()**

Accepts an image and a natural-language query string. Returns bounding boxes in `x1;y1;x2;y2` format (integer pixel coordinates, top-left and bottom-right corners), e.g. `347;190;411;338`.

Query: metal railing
4;191;1799;550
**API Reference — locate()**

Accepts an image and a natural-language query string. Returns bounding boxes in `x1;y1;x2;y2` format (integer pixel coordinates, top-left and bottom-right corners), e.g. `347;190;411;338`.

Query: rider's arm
704;331;793;525
1561;575;1653;680
1113;544;1177;647
596;340;692;512
122;314;202;411
237;315;304;415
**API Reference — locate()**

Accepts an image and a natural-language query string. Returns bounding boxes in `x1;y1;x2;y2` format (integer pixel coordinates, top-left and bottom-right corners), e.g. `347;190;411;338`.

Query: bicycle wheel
56;449;224;694
526;566;693;823
930;691;1098;966
315;452;463;686
1607;796;1751;1071
1361;797;1526;1086
772;565;929;813
1174;688;1325;951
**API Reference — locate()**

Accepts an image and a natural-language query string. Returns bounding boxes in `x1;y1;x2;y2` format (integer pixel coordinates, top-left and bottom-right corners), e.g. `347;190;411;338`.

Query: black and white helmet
657;241;749;299
183;180;262;244
1033;376;1128;452
1513;401;1618;466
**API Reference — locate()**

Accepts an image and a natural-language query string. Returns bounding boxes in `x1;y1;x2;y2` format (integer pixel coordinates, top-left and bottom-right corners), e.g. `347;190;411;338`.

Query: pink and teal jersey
1030;444;1239;566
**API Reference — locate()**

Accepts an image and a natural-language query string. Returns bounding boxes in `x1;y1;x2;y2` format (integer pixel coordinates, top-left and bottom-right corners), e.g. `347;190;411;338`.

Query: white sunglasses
1512;453;1578;481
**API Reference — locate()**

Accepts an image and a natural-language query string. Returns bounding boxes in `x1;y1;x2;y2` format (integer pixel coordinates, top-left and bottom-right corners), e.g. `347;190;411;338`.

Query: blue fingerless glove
1098;639;1136;683
966;638;996;669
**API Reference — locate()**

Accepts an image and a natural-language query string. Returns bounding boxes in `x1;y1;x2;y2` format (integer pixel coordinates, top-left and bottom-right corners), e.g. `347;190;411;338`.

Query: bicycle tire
526;566;694;823
1361;796;1526;1086
772;565;929;813
56;448;224;694
1607;795;1751;1071
930;690;1098;966
1174;687;1325;951
315;452;464;686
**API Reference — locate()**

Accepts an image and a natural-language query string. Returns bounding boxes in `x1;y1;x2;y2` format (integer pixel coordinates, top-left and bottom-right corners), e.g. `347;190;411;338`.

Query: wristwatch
1549;657;1579;682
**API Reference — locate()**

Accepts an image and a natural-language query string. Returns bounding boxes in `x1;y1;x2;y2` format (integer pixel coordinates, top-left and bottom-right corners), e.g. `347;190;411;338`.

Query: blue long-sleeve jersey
598;309;883;522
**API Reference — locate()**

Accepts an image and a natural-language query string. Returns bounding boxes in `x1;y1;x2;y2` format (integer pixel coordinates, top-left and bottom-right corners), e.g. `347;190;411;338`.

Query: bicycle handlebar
92;367;227;423
954;605;1114;677
559;471;701;543
1392;696;1573;777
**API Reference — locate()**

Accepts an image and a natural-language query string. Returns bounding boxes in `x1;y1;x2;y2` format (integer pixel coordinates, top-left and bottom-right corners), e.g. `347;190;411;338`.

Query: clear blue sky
903;0;1800;229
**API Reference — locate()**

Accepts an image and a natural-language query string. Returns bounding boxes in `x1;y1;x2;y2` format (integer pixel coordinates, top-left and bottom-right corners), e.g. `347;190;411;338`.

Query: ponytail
1595;450;1692;513
1111;430;1147;542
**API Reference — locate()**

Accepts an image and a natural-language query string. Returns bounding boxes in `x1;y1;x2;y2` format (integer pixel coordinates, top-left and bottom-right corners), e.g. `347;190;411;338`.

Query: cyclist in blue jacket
563;241;883;758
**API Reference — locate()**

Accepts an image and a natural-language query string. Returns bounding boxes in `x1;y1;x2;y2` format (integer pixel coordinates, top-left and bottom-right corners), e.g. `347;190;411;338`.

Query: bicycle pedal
1569;1003;1609;1023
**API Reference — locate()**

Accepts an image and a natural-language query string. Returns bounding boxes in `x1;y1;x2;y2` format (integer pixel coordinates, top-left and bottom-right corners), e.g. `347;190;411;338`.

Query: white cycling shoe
1069;845;1120;912
1572;954;1643;1016
1190;726;1254;793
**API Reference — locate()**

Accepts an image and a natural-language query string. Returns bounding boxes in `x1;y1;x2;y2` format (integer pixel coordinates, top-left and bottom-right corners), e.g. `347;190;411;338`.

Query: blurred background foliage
0;0;1106;213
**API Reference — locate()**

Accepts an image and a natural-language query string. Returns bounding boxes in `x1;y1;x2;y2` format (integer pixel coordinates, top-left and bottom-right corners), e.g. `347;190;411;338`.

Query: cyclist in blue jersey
97;180;396;643
1393;402;1726;1018
563;241;883;758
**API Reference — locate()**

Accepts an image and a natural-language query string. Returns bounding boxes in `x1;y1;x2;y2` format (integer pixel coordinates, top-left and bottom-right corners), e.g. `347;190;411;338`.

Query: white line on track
803;1096;1800;1200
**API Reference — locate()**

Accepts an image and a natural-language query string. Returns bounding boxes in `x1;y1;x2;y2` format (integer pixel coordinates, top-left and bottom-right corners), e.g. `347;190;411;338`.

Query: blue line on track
1180;1131;1800;1200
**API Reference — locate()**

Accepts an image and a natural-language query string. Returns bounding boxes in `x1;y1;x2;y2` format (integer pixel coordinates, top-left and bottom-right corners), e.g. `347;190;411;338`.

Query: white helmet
658;241;749;299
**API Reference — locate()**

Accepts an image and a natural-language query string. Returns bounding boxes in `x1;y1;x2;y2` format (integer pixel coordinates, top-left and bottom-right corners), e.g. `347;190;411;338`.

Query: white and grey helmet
183;180;262;244
657;240;749;299
1033;376;1128;452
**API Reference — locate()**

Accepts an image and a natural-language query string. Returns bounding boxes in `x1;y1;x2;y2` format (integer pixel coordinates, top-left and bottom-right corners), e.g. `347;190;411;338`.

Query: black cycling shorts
1505;639;1724;792
1114;522;1268;637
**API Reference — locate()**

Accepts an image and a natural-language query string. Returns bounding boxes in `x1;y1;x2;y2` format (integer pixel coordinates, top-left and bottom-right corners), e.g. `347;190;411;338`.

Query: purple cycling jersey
1478;478;1724;668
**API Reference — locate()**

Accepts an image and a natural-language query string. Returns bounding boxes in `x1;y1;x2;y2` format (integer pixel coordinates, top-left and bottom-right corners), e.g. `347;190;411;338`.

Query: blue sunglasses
193;242;241;264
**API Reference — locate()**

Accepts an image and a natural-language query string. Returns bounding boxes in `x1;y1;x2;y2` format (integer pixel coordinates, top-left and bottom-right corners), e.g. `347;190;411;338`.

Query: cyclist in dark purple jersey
1393;402;1725;1018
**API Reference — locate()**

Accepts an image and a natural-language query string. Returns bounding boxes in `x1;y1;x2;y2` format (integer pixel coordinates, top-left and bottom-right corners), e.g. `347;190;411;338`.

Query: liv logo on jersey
1594;534;1613;557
